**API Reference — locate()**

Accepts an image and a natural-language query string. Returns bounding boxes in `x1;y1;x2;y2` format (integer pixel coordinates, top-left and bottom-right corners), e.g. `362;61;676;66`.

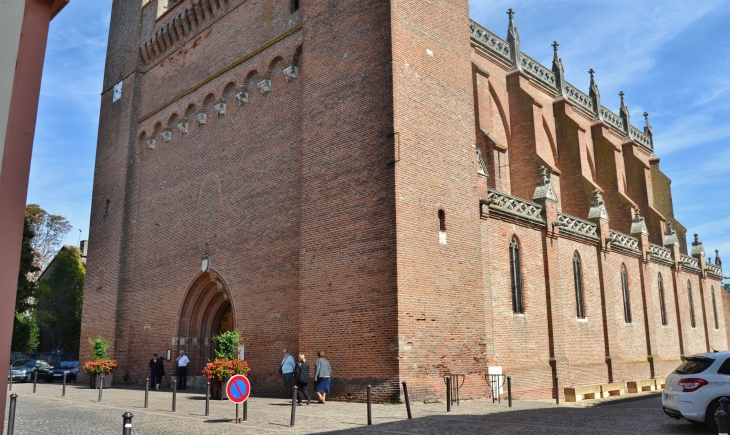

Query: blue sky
30;1;730;264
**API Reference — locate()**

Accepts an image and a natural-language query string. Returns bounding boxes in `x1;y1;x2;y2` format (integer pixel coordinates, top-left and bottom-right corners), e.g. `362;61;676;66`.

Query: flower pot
210;378;229;400
89;373;113;389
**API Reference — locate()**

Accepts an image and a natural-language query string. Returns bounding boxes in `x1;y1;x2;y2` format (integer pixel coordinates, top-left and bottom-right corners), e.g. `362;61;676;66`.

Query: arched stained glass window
510;237;523;313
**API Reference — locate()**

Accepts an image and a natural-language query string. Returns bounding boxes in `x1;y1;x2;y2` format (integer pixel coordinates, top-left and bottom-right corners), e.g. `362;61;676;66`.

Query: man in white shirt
176;350;190;390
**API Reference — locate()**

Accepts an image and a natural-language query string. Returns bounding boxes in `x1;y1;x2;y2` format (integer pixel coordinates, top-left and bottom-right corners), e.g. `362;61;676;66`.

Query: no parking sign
226;374;251;403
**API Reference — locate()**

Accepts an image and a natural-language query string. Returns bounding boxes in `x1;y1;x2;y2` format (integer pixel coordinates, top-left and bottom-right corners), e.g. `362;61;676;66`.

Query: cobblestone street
1;382;717;434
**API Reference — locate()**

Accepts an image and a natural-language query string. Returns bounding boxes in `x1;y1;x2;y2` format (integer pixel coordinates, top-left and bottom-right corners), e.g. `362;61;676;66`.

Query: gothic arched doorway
177;271;234;375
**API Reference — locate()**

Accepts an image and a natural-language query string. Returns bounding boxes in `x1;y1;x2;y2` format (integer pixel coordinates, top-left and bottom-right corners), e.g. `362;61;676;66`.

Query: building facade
80;0;727;401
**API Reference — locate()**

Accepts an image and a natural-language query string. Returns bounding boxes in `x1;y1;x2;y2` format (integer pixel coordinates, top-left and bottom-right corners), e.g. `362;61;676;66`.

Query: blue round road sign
226;375;251;403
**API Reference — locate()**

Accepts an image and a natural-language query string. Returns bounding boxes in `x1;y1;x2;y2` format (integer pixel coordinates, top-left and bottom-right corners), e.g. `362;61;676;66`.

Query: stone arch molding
137;42;303;150
176;269;234;347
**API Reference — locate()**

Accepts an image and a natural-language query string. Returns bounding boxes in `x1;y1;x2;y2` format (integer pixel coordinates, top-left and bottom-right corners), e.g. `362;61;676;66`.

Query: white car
663;350;730;431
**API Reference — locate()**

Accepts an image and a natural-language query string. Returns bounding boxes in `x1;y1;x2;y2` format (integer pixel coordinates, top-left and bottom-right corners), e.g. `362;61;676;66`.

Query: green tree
724;283;730;294
35;246;85;353
12;216;40;351
213;330;242;360
25;204;72;280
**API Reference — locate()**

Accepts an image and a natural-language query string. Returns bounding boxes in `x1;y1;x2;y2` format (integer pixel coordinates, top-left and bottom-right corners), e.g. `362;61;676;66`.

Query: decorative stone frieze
195;112;207;125
258;79;272;94
648;243;673;264
161;129;172;143
282;65;299;82
557;213;599;240
469;21;511;62
609;230;640;253
680;254;701;271
214;102;226;116
146;139;156;149
485;189;544;224
234;91;249;106
177;118;189;134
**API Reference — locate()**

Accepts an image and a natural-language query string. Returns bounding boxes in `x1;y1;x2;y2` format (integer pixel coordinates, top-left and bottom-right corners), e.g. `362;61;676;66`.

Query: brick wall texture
79;0;728;402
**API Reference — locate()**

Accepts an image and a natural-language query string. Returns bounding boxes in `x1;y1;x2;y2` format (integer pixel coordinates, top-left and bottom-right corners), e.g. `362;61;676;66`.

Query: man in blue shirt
280;349;296;398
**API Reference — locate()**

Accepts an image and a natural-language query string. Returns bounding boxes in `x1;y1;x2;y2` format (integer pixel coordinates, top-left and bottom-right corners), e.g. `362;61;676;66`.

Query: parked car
8;359;53;382
663;350;730;431
46;361;79;383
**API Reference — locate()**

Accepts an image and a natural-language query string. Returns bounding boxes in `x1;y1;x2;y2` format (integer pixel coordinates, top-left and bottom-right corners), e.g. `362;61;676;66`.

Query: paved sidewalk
2;382;714;434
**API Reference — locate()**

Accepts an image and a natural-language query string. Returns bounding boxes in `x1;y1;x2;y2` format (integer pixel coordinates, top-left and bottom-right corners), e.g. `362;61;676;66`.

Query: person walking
280;349;296;399
314;350;332;404
155;355;166;391
149;354;158;389
176;350;190;390
293;354;311;406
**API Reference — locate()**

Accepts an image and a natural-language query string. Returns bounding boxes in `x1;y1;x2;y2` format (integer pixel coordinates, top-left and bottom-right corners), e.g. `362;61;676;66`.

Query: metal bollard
721;397;730;415
122;411;133;435
236;403;240;424
715;408;729;435
172;380;177;412
367;385;372;425
98;374;104;402
243;399;248;421
290;386;298;427
144;378;149;409
402;381;412;419
205;382;210;416
33;371;38;393
446;377;451;412
507;376;512;408
555;377;559;405
62;372;67;397
7;393;17;435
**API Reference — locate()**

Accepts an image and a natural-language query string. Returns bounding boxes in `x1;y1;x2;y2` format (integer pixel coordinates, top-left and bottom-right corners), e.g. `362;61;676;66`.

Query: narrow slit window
438;210;447;245
510;236;523;313
573;252;585;319
712;286;719;330
621;265;631;323
688;281;696;328
291;0;300;12
103;198;110;217
658;273;667;326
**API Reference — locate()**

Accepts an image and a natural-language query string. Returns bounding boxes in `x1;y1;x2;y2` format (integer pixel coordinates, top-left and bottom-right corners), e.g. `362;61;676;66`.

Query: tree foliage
724;283;730;294
17;216;39;312
12;215;40;352
11;312;39;353
25;204;72;280
35;246;85;353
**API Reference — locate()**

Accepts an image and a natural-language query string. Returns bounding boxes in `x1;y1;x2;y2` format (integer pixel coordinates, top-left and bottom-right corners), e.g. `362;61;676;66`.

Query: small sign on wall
238;345;245;360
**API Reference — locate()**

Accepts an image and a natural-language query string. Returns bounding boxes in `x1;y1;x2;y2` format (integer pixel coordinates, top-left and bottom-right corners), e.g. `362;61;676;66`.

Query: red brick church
80;0;727;401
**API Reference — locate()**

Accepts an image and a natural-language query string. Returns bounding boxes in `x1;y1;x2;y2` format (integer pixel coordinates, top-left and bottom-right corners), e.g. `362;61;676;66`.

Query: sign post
226;374;251;424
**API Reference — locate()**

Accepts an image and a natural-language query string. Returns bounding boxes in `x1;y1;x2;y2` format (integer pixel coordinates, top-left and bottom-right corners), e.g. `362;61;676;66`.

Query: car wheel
705;399;721;433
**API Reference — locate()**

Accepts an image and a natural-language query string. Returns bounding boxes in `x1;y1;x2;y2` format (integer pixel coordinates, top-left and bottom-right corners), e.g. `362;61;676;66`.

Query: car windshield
59;361;78;369
11;360;35;368
674;357;715;375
